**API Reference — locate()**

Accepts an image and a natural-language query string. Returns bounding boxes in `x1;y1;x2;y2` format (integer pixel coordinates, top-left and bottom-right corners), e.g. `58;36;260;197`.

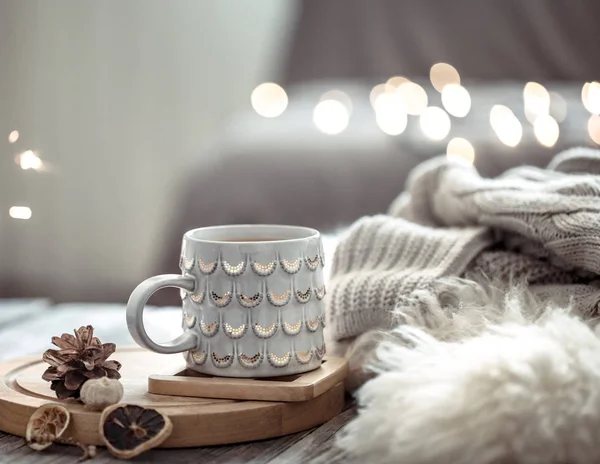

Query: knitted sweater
328;148;600;342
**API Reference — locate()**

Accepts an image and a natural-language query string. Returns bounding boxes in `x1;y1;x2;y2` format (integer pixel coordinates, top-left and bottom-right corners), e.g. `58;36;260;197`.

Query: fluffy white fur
337;288;600;464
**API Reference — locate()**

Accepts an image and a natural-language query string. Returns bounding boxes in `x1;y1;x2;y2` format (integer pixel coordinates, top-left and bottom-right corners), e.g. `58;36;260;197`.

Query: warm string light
396;82;428;115
250;83;288;118
446;138;475;164
441;84;471;117
523;82;550;124
375;93;407;135
420;107;451;140
588;114;600;145
582;82;600;114
430;63;460;92
16;150;43;170
9;206;32;220
490;105;522;147
8;130;19;143
533;115;559;148
313;97;350;135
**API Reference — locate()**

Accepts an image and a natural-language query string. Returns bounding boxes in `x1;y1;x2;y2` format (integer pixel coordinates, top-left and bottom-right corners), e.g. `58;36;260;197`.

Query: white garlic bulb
80;377;124;411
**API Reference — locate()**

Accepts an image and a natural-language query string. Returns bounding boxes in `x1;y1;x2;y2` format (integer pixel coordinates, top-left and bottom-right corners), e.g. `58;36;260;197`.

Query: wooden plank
148;357;348;402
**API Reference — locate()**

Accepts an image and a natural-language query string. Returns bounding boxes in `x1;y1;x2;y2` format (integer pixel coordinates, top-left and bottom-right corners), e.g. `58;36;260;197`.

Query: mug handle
126;274;198;354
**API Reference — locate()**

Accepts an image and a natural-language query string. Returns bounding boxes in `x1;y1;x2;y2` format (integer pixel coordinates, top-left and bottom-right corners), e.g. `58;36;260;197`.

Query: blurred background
2;0;600;305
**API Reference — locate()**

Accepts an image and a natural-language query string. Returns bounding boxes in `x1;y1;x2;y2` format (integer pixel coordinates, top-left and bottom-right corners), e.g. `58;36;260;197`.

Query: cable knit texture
328;148;600;342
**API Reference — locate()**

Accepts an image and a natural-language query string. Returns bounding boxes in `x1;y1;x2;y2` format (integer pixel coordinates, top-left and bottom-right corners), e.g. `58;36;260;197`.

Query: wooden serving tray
0;348;345;448
149;356;348;402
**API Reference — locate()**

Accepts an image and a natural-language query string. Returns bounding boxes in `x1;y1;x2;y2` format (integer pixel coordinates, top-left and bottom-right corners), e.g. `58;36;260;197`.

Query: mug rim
183;224;320;244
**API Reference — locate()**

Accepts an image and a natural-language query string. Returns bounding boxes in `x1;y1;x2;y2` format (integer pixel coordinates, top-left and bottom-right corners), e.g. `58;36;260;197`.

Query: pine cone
42;325;121;399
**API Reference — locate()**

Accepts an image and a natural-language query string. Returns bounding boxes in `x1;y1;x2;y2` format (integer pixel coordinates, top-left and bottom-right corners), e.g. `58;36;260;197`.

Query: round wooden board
0;348;345;448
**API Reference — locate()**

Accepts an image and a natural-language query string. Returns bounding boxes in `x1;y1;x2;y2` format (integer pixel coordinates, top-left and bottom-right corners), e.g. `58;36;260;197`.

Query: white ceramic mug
126;225;326;377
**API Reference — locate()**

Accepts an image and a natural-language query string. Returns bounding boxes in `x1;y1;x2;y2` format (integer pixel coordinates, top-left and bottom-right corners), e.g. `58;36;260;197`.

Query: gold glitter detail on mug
305;255;320;271
190;350;207;365
223;322;247;339
306;317;320;332
315;344;326;360
198;259;217;275
295;287;312;304
315;285;326;300
267;351;291;368
211;290;232;307
250;260;276;276
190;291;205;304
267;290;291;307
238;352;263;369
295;349;314;364
222;260;246;277
252;322;278;338
282;320;302;335
182;257;195;272
183;312;197;329
237;291;263;309
280;258;302;274
211;352;234;368
200;320;219;337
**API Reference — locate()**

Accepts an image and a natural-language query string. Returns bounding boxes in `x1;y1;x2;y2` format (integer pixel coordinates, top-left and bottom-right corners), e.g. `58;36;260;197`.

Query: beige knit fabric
328;148;600;342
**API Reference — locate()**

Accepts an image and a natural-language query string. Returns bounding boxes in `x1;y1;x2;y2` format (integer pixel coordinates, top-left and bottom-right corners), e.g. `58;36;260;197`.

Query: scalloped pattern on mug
315;344;326;360
200;320;219;337
190;350;208;365
282;320;302;335
267;351;291;368
182;257;195;272
315;285;326;301
295;287;312;304
198;258;218;275
305;255;320;271
237;291;263;309
183;312;197;329
252;322;278;339
180;289;188;301
223;322;247;339
238;352;263;369
190;291;205;304
267;290;291;307
211;290;232;308
222;260;246;277
250;260;276;277
306;316;320;332
294;349;314;365
212;352;234;368
320;314;326;328
280;258;301;274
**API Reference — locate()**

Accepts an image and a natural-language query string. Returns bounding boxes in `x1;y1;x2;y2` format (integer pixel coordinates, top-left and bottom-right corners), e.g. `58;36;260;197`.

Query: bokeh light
8;130;19;143
533;115;559;147
587;114;600;145
16;150;43;170
582;82;600;114
441;84;471;117
420;106;451;140
320;90;353;115
386;76;410;90
523;82;550;124
549;92;567;122
446;138;475;164
250;83;288;118
375;93;407;135
370;84;387;109
430;63;460;92
9;206;32;220
313;100;349;135
490;105;522;147
397;82;428;115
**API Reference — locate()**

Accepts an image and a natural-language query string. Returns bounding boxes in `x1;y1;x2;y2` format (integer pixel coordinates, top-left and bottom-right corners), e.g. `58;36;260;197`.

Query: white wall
0;0;298;301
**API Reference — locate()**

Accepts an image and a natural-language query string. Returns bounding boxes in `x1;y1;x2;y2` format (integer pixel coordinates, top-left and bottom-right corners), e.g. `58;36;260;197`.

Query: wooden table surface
0;300;356;463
